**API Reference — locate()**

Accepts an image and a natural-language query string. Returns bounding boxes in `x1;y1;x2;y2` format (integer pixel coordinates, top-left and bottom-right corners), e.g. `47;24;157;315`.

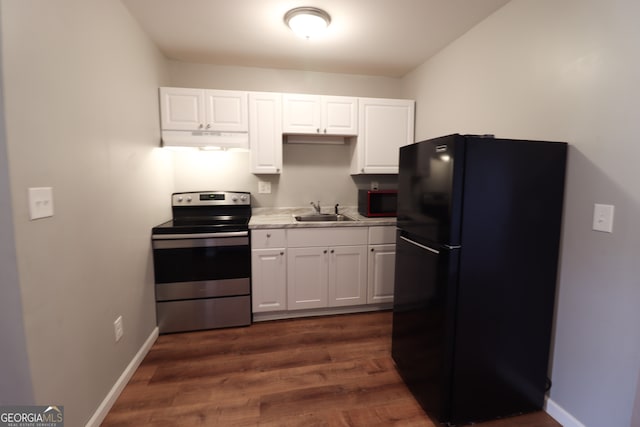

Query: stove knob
186;196;192;203
240;195;248;202
231;196;238;202
177;196;183;203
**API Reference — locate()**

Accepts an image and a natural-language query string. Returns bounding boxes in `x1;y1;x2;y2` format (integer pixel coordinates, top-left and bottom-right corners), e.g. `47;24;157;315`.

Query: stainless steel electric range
151;191;251;334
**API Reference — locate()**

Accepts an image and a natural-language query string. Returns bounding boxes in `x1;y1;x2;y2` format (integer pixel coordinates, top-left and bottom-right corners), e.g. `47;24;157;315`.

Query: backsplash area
171;143;397;208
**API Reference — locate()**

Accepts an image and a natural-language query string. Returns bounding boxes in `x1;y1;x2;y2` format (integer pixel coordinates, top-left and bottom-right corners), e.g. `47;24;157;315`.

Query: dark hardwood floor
101;311;560;426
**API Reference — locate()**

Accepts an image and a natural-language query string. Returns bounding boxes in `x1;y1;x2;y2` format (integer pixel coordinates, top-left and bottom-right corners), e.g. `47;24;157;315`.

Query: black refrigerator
391;134;567;425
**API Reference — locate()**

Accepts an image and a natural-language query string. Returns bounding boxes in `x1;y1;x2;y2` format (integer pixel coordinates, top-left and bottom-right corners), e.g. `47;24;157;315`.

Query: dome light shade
284;7;331;39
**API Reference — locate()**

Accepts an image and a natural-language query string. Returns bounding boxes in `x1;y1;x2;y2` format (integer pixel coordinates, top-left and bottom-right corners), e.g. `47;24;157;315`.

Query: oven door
152;231;250;284
151;231;251;333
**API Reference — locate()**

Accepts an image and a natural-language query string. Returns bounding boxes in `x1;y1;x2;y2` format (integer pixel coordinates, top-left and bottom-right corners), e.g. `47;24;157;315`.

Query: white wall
168;61;403;208
167;61;402;97
0;15;33;404
402;1;640;426
0;1;173;425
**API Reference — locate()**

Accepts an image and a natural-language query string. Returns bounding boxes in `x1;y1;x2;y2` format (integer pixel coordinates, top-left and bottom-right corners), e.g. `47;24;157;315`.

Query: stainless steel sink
294;214;355;222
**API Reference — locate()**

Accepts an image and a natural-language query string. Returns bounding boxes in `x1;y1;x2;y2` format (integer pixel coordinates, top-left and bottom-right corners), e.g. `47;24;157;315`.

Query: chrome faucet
310;201;321;214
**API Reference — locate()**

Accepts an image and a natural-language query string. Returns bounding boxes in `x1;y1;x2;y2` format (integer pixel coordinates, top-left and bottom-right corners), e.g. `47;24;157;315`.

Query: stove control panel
172;191;250;206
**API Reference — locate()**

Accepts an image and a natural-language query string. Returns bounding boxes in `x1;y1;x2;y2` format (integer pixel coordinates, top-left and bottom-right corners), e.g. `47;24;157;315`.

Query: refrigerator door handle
399;236;440;254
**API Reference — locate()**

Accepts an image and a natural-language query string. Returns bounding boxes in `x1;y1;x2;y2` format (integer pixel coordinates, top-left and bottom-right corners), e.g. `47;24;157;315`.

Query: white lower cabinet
251;230;287;312
328;245;368;307
367;244;396;303
286;227;368;311
287;244;368;310
287;247;329;310
367;226;397;304
251;225;394;318
251;248;287;312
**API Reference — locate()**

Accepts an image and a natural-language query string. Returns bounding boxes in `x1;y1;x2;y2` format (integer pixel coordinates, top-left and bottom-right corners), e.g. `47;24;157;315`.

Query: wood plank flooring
101;311;561;426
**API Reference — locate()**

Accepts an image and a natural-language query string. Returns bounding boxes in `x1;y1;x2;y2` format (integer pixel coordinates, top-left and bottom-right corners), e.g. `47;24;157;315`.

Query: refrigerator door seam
399;236;440;254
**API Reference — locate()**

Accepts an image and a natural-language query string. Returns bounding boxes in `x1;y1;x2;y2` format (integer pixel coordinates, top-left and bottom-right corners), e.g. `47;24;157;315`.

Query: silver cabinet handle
206;124;211;129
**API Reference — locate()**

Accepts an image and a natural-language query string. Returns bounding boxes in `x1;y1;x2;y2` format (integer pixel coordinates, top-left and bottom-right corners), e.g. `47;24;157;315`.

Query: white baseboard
85;327;159;427
546;397;586;427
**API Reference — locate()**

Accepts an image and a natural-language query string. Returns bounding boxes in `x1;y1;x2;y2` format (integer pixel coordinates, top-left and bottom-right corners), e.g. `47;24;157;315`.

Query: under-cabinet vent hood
284;134;348;145
161;130;249;150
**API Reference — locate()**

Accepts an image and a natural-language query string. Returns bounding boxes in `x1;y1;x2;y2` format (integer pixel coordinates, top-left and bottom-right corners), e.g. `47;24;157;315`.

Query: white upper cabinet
160;87;248;132
322;96;358;135
282;94;358;136
351;98;415;174
249;92;282;174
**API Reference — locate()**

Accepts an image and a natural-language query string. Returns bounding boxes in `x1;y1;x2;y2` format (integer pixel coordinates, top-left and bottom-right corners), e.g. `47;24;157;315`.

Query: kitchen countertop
249;207;397;229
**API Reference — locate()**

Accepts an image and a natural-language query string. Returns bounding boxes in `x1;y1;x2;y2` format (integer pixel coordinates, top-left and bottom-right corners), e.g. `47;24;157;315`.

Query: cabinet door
282;94;321;134
287;247;328;310
249;92;282;174
328;245;368;307
352;98;415;174
322;96;358;135
251;249;287;312
367;244;396;304
160;87;205;131
203;90;248;132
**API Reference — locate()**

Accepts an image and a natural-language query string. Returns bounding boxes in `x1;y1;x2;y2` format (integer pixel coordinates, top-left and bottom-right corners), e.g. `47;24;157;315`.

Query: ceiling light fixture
284;7;331;39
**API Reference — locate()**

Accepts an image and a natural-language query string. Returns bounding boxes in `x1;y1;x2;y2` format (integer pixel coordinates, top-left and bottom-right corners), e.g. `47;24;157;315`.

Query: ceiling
121;0;511;78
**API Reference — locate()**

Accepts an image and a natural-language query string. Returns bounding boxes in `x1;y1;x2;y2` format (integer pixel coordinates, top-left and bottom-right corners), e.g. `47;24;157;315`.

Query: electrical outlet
592;203;614;233
114;316;124;342
28;187;54;220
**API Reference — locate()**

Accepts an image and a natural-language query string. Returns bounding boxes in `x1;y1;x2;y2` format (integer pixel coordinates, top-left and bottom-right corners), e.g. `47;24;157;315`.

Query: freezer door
397;134;465;246
391;230;459;423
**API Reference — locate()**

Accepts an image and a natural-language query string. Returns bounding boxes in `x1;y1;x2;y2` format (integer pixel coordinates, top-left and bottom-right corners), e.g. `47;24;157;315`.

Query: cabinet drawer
251;229;286;249
368;226;397;245
287;227;367;247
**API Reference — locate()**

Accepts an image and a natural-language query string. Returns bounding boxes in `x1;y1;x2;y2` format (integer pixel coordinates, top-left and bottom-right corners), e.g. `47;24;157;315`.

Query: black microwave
358;190;397;217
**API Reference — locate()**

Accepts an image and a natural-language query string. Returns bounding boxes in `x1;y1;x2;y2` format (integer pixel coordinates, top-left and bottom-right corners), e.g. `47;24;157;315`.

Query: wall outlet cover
258;181;271;194
28;187;54;220
114;316;124;342
592;203;614;233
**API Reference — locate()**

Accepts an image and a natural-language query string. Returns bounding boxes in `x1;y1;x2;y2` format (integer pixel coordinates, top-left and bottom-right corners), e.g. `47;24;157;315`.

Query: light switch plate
28;187;54;220
592;203;614;233
258;181;271;194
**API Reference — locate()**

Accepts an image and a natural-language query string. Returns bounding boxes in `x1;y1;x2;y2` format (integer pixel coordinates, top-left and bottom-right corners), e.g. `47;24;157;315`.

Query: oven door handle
152;235;249;249
152;231;248;240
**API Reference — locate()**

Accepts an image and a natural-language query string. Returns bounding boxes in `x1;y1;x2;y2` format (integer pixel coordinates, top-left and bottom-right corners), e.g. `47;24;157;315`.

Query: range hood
161;130;249;150
284;134;348;145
